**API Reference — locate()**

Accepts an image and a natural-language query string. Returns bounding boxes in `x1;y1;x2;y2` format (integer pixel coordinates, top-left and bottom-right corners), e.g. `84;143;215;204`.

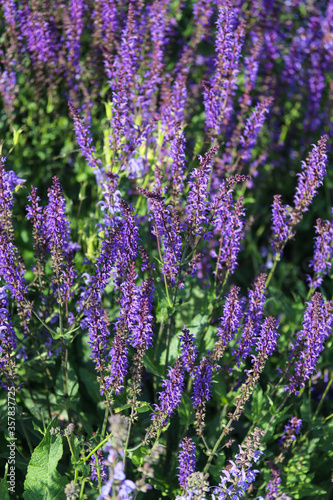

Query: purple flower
213;428;264;500
151;357;185;427
191;357;213;409
293;136;328;223
44;176;74;298
138;188;182;286
185;146;219;239
271;194;290;251
0;286;18;389
0;157;24;237
251;317;279;371
191;357;213;435
128;277;154;351
90;449;108;483
265;466;283;500
179;327;197;375
63;0;86;86
221;197;246;274
279;417;302;446
203;4;245;134
97;452;136;500
0;229;29;323
105;330;129;396
307;214;333;288
237;273;267;362
286;292;333;395
178;437;197;489
69;103;104;185
239;97;273;162
213;285;243;361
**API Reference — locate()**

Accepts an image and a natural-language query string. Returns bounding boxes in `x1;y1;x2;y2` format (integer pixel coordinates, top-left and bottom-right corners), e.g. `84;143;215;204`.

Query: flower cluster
307;212;333;288
212;428;264;500
279;417;302;447
178;437;197;489
286;293;333;395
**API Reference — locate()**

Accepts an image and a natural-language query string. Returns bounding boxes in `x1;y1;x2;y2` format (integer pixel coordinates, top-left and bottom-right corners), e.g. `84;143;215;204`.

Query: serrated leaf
23;419;67;500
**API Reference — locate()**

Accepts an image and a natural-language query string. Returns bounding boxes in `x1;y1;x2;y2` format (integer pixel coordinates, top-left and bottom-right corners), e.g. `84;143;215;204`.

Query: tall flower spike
138;188;182;286
307;213;333;289
0;231;30;324
203;3;245;135
233;317;278;421
219;197;246;274
292;135;328;225
177;437;197;489
271;194;290;254
0;156;25;238
236;273;267;362
179;326;197;375
185;146;219;240
279;417;302;447
0;286;18;389
26;186;46;284
213;285;243;361
213;428;264;500
148;357;185;440
44;176;72;293
285;292;333;395
191;357;213;435
239;97;273;162
69;103;104;185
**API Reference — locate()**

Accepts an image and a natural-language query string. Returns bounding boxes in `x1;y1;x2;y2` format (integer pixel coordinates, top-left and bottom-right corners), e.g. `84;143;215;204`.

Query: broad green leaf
23;419;67;500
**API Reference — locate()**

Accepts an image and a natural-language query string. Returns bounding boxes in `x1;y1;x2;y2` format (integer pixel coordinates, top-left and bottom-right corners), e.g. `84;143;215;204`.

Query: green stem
79;478;88;500
78;433;112;464
314;374;333;420
101;406;109;439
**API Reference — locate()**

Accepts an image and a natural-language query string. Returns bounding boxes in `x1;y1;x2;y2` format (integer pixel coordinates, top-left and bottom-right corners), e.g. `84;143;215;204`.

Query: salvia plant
0;1;333;499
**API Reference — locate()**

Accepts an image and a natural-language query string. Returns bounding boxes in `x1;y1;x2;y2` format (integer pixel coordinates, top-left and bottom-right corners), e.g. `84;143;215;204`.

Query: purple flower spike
185;146;219;239
179;327;197;375
220;197;246;274
0;286;18;389
252;317;279;371
279;417;302;446
213;285;243;361
237;273;266;362
271;194;290;251
286;292;333;395
203;3;245;135
213;428;264;500
69;103;104;185
44;176;73;292
293;136;328;224
191;357;213;435
178;437;196;489
239;97;273;162
0;157;25;237
90;449;108;483
307;215;333;288
151;357;185;427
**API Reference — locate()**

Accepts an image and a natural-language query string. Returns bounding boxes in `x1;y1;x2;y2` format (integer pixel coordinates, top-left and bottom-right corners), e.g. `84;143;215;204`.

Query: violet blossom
286;292;333;395
178;437;197;489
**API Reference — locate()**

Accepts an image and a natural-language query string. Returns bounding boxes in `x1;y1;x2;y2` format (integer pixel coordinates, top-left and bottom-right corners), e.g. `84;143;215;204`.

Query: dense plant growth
0;1;333;499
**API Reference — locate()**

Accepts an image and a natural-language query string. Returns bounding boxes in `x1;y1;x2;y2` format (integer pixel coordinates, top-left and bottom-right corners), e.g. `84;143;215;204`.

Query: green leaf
177;394;193;426
23;419;67;500
0;464;10;500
